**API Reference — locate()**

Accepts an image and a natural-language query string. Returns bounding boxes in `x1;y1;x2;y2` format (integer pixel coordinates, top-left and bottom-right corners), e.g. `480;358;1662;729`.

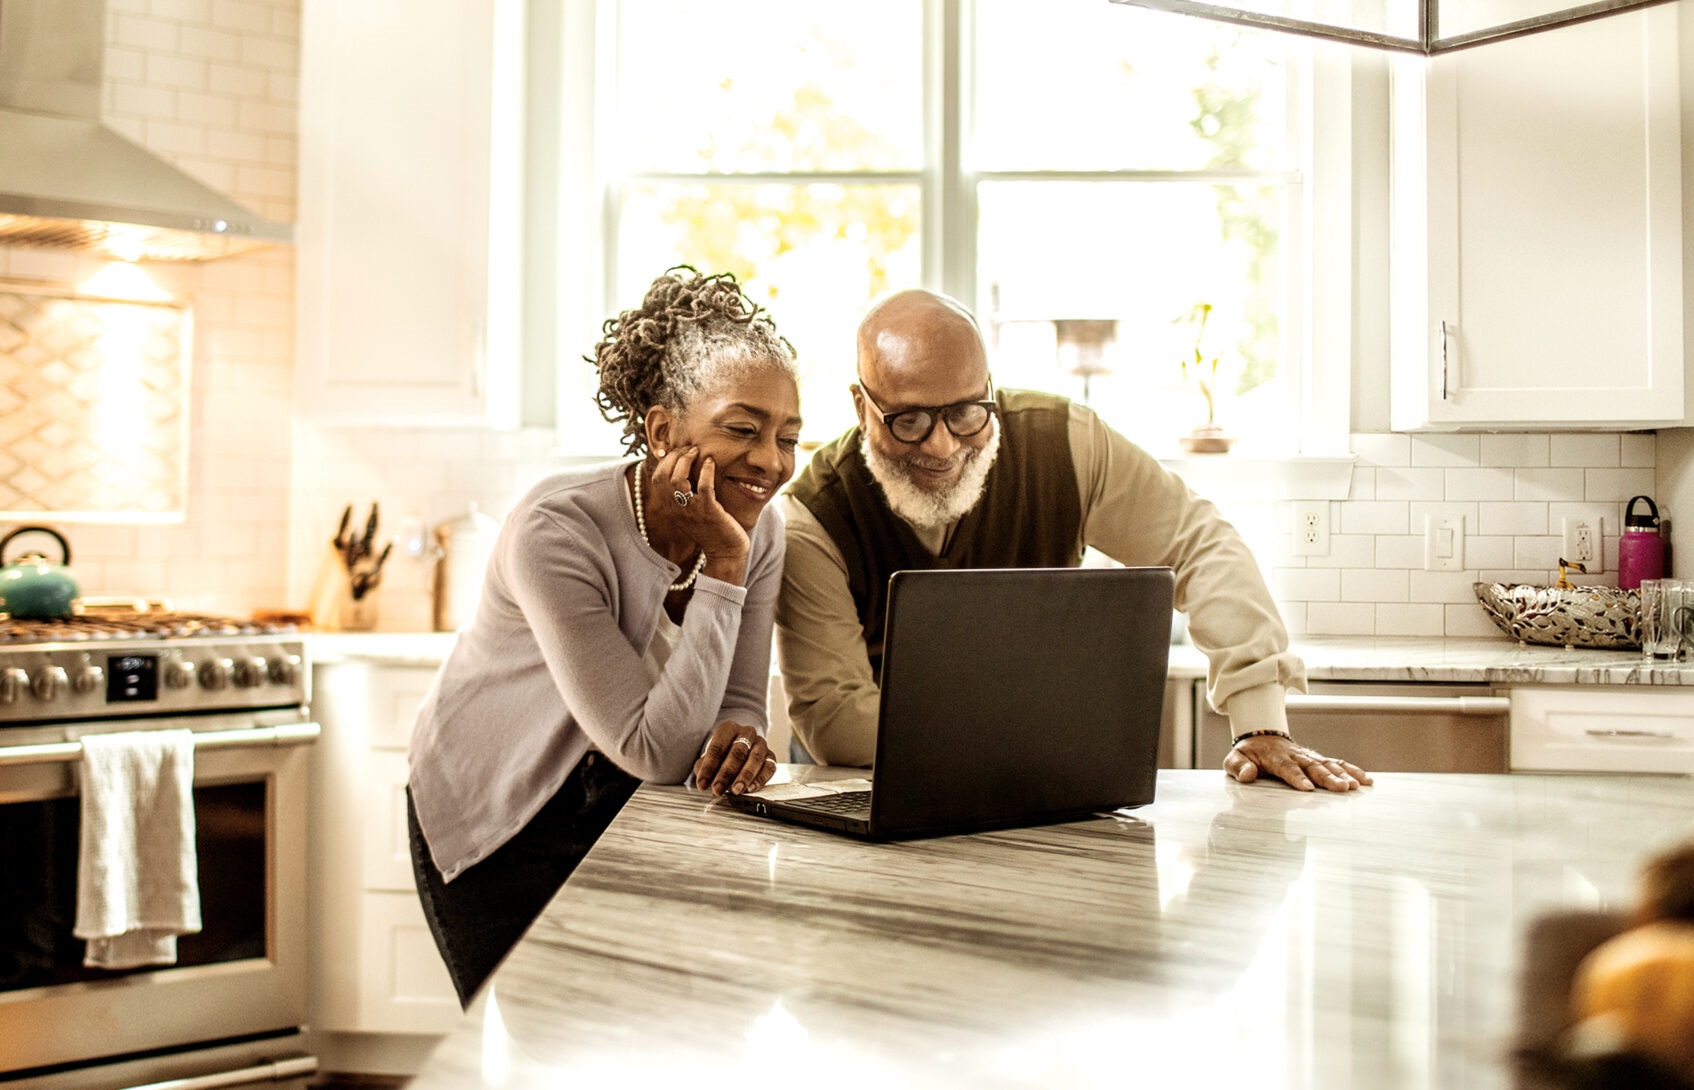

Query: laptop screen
867;566;1174;837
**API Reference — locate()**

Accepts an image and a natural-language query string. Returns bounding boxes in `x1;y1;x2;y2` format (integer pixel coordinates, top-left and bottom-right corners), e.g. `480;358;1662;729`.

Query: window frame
550;0;1354;479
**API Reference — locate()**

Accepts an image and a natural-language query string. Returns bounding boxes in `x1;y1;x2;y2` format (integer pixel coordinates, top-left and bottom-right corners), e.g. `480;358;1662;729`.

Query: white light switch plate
1424;514;1464;571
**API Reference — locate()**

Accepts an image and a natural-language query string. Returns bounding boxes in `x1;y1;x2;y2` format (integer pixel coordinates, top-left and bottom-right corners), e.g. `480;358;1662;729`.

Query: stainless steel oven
0;611;317;1090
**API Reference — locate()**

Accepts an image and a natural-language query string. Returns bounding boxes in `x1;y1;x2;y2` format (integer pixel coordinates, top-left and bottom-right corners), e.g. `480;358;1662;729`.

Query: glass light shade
1107;0;1670;54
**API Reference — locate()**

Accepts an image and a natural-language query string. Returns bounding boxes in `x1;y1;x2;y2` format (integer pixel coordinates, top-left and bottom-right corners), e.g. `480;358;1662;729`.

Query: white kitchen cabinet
1388;6;1683;430
1510;684;1694;774
308;659;460;1073
296;0;523;426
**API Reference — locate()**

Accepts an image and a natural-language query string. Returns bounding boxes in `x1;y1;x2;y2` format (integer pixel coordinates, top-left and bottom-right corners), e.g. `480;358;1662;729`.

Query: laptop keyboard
791;790;871;815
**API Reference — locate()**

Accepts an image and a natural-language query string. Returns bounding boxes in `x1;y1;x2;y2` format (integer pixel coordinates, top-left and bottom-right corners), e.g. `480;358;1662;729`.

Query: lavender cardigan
409;460;782;881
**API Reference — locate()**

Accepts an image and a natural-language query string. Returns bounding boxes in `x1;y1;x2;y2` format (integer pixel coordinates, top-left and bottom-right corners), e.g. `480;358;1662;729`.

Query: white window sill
1156;453;1357;502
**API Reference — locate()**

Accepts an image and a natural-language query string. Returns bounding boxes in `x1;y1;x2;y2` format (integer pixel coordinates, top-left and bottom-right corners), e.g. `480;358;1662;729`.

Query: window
561;0;1345;457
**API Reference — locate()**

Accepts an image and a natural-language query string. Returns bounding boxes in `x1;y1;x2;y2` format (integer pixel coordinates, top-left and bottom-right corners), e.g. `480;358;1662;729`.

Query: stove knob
268;654;301;686
73;665;104;695
0;668;26;704
199;658;234;691
165;658;196;690
31;666;68;701
233;657;268;688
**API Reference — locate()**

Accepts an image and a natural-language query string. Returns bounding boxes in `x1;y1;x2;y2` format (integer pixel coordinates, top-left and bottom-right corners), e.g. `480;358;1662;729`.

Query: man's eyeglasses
856;377;998;445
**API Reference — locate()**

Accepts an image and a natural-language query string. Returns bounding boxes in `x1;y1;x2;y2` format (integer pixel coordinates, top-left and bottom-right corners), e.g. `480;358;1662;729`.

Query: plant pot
1178;424;1235;454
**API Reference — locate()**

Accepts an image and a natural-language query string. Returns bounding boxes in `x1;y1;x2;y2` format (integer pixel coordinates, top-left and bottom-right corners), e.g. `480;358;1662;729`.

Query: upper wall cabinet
296;0;523;427
1389;7;1683;431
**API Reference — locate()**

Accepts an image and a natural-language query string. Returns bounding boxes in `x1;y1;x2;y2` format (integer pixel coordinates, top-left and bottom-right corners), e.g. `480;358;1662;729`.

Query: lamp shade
1107;0;1671;54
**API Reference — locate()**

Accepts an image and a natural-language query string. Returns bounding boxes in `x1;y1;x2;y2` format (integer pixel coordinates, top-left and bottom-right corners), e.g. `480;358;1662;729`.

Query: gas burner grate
0;612;298;644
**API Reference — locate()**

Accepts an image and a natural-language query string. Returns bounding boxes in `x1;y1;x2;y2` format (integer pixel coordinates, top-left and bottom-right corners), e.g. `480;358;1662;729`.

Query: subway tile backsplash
1251;432;1658;639
285;427;1661;638
0;0;297;618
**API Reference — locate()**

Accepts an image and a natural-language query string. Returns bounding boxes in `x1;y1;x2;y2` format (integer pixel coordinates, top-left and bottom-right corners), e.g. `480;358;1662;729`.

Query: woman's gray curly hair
591;266;798;455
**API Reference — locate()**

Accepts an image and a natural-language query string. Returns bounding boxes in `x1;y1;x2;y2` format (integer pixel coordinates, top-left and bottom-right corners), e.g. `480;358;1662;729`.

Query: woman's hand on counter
1225;735;1373;793
693;721;777;797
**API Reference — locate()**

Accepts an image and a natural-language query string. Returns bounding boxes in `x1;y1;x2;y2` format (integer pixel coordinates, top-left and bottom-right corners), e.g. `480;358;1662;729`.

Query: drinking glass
1641;579;1678;660
1673;579;1694;660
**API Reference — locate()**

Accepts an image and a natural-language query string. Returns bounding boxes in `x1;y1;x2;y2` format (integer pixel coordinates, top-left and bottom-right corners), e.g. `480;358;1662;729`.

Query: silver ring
764;755;776;766
731;736;752;750
673;490;692;507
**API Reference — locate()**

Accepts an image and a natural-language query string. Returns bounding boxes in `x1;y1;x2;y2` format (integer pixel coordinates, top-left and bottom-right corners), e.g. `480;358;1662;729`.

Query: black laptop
726;565;1174;838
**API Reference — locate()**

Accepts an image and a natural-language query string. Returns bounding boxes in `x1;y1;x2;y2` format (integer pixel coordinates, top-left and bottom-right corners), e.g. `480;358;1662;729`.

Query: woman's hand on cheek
693;721;776;797
652;448;749;582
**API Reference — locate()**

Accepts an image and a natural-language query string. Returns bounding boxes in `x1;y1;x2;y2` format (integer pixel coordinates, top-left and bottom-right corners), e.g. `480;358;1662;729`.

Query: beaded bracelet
1231;728;1293;747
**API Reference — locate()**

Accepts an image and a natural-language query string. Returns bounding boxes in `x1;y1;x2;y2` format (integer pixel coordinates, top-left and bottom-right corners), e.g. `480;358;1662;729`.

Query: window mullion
928;0;976;308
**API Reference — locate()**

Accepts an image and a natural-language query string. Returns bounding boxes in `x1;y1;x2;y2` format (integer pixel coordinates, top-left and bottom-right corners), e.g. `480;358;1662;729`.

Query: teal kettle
0;526;80;620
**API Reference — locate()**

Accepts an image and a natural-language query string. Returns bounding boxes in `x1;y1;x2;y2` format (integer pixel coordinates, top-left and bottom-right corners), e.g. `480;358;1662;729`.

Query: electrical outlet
1424;514;1465;571
1560;516;1604;573
1292;501;1329;557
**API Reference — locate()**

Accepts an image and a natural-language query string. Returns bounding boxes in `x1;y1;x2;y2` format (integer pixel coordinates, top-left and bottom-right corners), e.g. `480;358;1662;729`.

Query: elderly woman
407;267;803;1005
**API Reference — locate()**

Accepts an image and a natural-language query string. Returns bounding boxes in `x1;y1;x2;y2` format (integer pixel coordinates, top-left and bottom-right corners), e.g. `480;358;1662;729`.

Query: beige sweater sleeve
775;404;1306;766
1066;402;1305;734
775;494;883;765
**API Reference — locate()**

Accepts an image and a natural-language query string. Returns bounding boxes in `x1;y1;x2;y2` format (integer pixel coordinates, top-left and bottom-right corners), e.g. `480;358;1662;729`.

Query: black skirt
407;751;640;1007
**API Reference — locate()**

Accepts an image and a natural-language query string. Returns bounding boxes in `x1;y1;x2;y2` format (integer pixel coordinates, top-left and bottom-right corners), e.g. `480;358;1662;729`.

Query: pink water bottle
1618;494;1666;589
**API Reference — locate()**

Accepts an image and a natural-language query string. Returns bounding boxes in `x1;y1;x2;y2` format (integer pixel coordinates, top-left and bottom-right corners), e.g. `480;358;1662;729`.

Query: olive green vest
789;388;1083;679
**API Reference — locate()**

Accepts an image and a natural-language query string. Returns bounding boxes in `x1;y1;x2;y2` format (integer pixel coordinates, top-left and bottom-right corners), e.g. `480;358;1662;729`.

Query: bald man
776;289;1370;792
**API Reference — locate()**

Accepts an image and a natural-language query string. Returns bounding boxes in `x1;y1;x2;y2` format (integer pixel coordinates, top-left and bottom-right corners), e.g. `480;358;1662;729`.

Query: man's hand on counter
1225;735;1373;793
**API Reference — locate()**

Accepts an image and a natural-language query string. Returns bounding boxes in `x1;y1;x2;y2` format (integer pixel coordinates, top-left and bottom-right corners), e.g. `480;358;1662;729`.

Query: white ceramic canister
432;504;501;632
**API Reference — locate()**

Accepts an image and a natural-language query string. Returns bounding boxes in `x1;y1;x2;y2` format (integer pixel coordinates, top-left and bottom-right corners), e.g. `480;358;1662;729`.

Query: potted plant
1174;302;1234;454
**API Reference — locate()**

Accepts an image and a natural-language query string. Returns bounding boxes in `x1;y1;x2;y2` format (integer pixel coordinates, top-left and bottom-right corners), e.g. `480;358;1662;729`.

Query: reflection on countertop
405;768;1694;1090
308;631;1694;686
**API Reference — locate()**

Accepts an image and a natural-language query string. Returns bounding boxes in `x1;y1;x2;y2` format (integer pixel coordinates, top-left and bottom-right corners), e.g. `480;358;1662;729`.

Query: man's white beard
860;422;1001;531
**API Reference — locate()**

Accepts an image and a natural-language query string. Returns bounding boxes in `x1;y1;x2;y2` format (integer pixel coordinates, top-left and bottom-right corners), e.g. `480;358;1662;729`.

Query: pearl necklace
634;459;708;593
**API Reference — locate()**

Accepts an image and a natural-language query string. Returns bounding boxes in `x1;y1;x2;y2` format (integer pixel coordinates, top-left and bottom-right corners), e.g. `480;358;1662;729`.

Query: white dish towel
74;729;202;969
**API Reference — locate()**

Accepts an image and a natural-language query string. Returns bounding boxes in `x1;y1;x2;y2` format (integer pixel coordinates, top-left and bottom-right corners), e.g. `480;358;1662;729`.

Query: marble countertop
309;630;1694;686
306;631;458;666
1170;635;1694;686
410;768;1694;1090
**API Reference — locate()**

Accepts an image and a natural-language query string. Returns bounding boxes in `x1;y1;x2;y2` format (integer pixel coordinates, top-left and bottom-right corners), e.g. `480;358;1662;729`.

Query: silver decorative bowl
1473;582;1642;649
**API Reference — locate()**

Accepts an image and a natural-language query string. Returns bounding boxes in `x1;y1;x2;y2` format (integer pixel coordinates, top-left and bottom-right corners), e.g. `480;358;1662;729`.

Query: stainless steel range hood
0;0;292;261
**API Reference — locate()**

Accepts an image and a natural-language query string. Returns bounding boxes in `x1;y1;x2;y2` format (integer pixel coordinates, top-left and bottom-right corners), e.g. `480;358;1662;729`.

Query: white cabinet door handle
1583;728;1676;739
1440;320;1450;400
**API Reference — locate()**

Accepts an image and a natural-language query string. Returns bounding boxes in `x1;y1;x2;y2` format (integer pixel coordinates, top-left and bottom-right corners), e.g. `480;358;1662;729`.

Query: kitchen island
314;632;1694;686
405;768;1694;1090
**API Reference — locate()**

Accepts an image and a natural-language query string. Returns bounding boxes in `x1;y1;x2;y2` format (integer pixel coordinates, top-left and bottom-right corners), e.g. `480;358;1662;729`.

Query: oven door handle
0;722;320;766
120;1055;318;1090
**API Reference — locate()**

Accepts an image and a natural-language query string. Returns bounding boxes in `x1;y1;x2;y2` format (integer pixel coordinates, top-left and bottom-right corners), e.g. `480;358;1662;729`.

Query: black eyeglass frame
855;376;999;445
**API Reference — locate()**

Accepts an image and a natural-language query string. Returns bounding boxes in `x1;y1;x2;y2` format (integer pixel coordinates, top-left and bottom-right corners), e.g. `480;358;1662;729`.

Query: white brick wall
1254;432;1660;638
105;0;298;224
318;423;1666;637
287;426;579;632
